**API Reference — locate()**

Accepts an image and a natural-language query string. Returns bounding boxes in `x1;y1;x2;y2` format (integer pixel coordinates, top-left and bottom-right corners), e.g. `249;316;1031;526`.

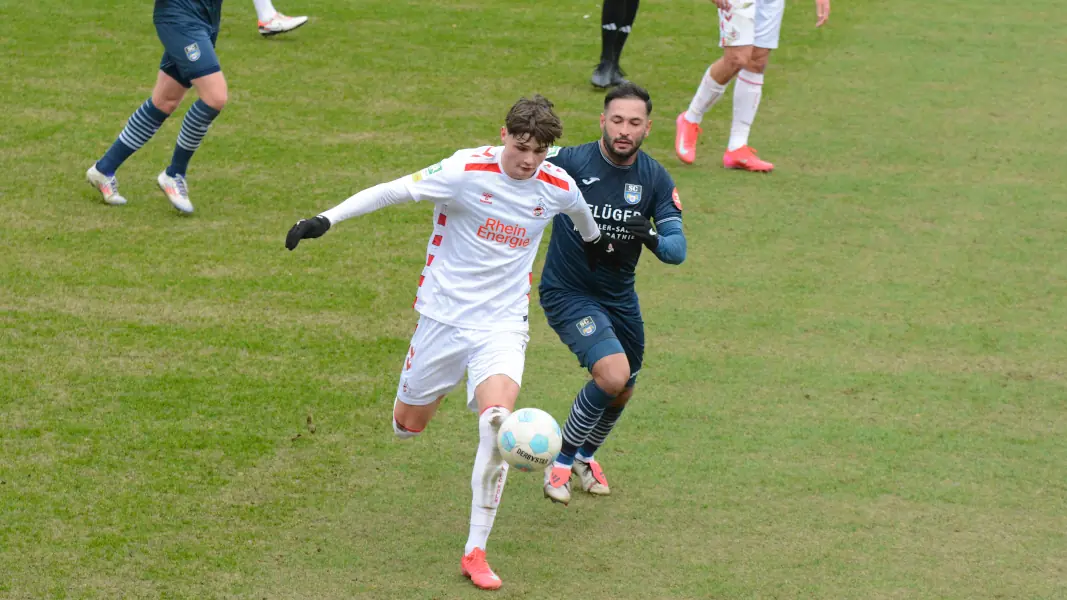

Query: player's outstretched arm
284;177;414;251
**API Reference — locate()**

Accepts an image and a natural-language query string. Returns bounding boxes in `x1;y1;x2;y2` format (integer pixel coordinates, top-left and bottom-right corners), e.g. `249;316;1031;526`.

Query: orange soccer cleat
543;464;572;505
722;146;774;172
573;458;610;496
461;548;503;590
674;113;702;164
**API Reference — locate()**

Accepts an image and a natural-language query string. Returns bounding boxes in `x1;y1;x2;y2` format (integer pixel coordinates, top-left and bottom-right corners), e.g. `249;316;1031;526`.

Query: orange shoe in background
722;146;774;172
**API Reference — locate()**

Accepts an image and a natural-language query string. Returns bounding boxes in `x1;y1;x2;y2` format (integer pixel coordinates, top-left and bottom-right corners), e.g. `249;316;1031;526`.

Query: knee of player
745;58;768;74
723;50;751;74
392;415;423;440
153;95;183;115
594;368;630;397
201;90;228;111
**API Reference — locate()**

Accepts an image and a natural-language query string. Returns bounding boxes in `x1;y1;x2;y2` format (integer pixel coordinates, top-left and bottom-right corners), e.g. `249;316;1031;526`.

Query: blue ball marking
500;431;516;452
517;410;535;423
529;433;550;454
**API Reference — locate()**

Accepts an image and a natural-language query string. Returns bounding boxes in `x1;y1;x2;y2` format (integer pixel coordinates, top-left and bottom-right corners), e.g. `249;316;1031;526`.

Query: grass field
3;0;1067;598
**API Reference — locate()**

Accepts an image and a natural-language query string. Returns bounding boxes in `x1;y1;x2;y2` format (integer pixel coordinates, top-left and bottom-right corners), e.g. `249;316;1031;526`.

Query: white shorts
719;0;786;49
395;315;529;412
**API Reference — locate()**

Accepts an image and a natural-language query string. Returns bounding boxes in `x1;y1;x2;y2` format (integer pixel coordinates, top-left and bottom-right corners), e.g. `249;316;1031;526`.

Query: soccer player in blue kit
541;82;687;505
86;0;229;214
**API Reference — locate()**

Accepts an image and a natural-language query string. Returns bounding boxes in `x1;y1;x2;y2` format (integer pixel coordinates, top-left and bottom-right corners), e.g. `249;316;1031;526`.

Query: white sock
253;0;278;22
685;67;728;124
465;406;511;555
728;70;764;151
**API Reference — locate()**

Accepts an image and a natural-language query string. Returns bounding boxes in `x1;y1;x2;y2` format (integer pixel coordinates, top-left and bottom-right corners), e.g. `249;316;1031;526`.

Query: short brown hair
504;94;563;149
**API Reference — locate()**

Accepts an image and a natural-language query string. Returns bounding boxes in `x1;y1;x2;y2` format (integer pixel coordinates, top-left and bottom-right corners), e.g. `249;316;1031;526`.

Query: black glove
285;216;331;250
583;233;615;272
622;215;659;251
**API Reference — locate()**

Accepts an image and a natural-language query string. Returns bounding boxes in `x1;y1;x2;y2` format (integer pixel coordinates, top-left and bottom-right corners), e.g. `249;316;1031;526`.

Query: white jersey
402;146;592;331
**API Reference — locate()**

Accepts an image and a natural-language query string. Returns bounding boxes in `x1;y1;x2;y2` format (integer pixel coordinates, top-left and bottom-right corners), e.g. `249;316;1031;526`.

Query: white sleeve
562;189;601;242
318;176;413;225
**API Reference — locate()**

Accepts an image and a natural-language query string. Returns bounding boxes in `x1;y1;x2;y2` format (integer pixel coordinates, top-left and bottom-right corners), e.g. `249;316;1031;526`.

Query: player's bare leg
157;71;227;213
676;46;747;164
723;47;774;172
391;395;443;438
254;0;309;36
462;375;519;590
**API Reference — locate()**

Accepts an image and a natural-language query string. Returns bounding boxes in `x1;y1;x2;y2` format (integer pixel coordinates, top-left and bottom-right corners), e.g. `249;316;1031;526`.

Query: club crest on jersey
624;183;642;205
184;43;201;62
533;198;548;218
576;316;596;337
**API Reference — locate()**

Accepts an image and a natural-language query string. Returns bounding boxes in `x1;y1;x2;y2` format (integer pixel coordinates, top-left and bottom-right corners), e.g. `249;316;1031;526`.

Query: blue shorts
156;21;220;88
541;291;645;387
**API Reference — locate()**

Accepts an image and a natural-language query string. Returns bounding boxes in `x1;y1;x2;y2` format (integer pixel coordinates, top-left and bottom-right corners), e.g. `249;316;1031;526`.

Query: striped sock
166;100;221;177
96;98;169;175
578;404;626;460
556;381;615;466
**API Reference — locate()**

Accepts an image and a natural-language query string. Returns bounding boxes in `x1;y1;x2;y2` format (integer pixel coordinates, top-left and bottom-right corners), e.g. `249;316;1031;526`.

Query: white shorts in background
719;0;786;49
395;315;529;412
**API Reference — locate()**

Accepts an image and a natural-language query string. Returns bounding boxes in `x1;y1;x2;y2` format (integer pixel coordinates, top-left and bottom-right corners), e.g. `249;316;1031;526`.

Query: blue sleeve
652;219;686;265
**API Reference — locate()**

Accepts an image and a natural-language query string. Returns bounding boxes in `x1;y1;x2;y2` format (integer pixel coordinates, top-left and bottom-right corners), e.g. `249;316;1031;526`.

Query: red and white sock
685;67;728;124
728;70;764;151
465;406;511;555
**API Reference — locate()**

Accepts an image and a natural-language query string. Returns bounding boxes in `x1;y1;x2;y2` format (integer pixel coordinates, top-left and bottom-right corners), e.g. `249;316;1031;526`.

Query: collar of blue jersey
597;140;635;171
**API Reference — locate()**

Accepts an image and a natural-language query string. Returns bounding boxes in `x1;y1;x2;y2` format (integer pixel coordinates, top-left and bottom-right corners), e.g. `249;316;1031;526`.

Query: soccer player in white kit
285;96;606;591
674;0;830;171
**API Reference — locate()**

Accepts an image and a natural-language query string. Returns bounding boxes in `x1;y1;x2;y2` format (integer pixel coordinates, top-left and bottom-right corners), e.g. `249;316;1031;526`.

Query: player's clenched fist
583;233;613;272
622;215;659;251
285;216;331;250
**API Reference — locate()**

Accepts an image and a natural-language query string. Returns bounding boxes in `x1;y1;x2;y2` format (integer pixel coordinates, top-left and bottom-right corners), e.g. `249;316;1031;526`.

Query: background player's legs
592;0;639;88
87;71;185;206
463;374;519;590
167;71;226;179
728;47;770;152
254;0;309;36
612;1;640;78
676;45;750;164
157;71;226;213
685;45;749;125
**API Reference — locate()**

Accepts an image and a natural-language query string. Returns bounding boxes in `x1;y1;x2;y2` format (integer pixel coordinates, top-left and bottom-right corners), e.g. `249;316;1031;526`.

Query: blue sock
166;100;221;177
578;404;626;460
96;98;169;176
556;381;615;466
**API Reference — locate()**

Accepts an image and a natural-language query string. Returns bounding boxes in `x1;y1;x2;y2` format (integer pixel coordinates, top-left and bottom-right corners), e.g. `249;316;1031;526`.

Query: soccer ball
497;408;563;472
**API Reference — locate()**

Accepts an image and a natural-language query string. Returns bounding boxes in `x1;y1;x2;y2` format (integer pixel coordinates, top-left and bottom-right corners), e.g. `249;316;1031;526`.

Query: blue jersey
540;141;683;306
154;0;223;30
